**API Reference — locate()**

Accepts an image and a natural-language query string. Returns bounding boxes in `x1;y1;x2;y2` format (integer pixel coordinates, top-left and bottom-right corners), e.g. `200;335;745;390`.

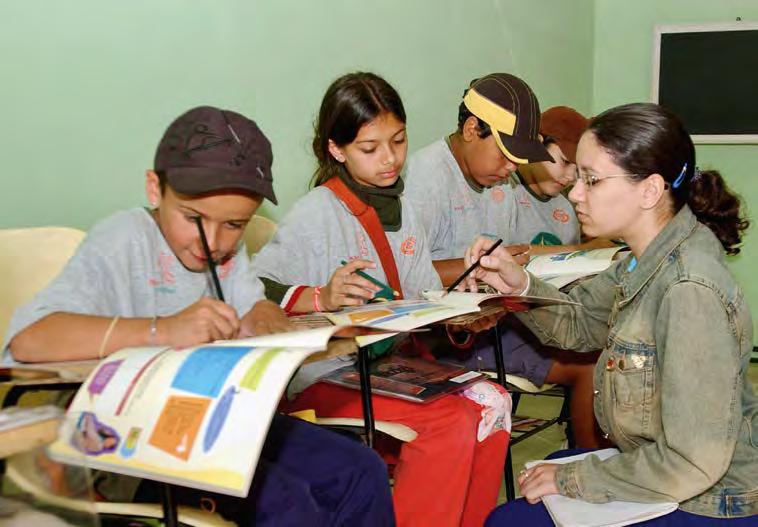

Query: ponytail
686;169;749;255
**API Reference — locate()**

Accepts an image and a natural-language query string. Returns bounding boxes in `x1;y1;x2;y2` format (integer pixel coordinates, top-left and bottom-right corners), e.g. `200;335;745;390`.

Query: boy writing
405;75;604;447
3;105;394;526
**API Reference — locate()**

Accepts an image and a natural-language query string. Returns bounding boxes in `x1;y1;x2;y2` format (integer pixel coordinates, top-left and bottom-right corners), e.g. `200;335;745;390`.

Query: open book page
48;325;396;497
526;246;630;289
526;449;678;527
324;293;580;346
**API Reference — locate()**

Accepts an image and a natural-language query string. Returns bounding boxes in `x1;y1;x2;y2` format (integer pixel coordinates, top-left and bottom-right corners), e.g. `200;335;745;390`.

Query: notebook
526;448;678;527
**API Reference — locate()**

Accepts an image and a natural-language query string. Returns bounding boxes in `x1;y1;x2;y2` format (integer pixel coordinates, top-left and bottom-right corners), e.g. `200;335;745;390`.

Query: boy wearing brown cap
4;106;394;525
508;106;616;254
406;77;604;448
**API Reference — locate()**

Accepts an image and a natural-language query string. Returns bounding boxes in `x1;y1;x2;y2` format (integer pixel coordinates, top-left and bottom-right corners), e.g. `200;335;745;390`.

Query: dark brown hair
311;72;406;188
588;103;749;255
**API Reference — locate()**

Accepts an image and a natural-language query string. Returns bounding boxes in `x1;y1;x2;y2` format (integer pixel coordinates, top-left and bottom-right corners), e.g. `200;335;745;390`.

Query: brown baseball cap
539;106;590;164
154;106;277;204
463;73;553;164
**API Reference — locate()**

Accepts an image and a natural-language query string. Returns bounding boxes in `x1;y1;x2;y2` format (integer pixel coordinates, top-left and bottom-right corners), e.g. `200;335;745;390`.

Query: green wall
0;0;593;229
592;0;758;342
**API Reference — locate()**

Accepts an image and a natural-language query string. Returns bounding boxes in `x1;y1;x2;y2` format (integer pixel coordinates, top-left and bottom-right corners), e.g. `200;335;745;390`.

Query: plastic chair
242;215;277;256
0;226;86;340
0;226;229;526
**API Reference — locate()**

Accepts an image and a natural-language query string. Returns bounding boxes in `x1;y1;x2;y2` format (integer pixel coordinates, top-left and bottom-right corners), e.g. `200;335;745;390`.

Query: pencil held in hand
194;216;225;302
446;238;503;293
340;260;399;300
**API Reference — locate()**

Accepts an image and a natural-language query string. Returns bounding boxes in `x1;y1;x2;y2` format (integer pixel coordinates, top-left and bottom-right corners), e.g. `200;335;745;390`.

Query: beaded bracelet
313;286;324;313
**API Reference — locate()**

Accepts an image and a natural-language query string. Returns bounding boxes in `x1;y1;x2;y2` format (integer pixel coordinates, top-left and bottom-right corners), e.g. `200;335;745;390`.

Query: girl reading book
465;103;757;525
252;72;510;527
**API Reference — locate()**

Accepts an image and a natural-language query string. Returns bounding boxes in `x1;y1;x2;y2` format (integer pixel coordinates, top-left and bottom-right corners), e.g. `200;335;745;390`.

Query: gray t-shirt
404;138;517;259
508;172;581;246
3;207;264;363
252;186;441;392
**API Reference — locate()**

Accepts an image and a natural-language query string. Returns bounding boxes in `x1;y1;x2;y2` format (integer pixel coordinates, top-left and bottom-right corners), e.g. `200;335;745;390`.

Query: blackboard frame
651;22;758;144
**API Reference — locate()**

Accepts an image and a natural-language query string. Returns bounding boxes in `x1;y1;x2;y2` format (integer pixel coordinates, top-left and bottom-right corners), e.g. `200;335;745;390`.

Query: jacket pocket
608;342;660;443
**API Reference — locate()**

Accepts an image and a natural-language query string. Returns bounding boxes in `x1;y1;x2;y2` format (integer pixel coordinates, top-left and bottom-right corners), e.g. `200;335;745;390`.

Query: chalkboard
652;23;758;143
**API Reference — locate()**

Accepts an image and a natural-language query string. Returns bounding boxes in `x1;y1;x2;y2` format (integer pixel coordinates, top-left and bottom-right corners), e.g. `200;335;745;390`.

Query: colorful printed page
526;246;629;289
325;298;476;346
526;449;678;527
49;325;395;497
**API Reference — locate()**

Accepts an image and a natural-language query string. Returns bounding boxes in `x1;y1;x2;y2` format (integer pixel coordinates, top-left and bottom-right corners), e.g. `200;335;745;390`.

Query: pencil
445;238;503;293
340;260;400;298
194;216;225;302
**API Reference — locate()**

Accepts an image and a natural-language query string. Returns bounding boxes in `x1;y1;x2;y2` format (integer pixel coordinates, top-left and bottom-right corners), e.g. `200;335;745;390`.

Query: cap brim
166;168;278;205
494;132;554;164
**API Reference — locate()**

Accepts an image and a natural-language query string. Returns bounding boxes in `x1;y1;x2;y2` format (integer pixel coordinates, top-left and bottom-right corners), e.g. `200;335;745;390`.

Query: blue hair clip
672;163;687;189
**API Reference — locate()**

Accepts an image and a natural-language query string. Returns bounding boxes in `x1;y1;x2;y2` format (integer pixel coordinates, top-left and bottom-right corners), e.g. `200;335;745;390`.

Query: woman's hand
462;237;529;294
518;463;560;504
320;259;381;311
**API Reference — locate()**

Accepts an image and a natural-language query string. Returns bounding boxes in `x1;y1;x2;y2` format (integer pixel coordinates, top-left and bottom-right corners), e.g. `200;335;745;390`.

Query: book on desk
47;324;399;498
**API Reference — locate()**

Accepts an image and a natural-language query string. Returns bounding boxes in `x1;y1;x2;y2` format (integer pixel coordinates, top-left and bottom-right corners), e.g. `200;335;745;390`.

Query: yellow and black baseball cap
463;73;553;164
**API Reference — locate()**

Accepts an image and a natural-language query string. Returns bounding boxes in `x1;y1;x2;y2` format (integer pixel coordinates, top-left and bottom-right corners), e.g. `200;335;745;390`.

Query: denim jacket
518;205;757;518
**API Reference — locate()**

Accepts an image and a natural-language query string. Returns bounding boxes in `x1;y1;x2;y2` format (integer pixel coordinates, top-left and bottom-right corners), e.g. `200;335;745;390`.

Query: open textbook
323;290;580;347
526;449;678;527
526;246;630;289
47;325;398;498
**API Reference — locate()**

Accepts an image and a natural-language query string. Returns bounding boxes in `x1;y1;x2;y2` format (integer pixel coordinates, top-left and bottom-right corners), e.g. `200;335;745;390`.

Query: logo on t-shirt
218;258;234;279
553;209;570;223
400;236;417;255
148;252;177;294
356;230;370;258
518;195;531;208
491;187;506;204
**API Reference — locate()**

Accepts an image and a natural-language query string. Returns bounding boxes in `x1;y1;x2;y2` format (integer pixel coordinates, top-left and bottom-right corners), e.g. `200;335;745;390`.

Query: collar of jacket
617;205;698;307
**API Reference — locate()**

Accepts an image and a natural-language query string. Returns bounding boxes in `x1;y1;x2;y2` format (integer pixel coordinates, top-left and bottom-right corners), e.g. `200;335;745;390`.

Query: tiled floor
499;360;758;503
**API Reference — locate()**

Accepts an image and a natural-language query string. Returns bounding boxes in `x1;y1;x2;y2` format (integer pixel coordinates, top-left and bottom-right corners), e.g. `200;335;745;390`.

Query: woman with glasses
469;102;756;524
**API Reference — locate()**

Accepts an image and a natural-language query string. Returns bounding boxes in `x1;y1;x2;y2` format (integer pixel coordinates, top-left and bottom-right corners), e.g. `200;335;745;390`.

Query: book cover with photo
321;355;486;403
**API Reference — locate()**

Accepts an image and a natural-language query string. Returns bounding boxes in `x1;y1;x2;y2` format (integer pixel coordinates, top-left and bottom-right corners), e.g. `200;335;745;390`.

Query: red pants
282;382;510;527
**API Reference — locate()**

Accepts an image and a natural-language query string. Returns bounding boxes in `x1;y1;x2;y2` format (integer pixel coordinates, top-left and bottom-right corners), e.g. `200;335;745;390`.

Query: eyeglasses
574;167;649;190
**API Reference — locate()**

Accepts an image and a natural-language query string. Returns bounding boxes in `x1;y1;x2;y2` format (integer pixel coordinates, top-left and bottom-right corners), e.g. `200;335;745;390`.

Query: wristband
313;286;324;313
98;316;120;359
149;316;158;346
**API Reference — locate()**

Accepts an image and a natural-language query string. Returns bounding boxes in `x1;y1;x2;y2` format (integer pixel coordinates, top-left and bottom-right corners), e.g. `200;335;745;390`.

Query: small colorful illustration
119;426;142;459
172;346;249;398
203;386;236;453
88;360;123;396
240;349;281;391
148;395;210;461
71;412;120;456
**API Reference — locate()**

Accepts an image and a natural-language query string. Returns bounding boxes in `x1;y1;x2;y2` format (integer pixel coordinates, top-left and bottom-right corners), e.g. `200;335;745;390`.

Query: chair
487;324;572;502
242;215;278;256
0;226;230;526
0;226;86;339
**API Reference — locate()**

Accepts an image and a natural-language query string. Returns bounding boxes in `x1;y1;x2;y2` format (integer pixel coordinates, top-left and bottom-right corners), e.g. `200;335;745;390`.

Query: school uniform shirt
404;138;518;260
252;186;441;394
2;207;264;364
508;171;581;247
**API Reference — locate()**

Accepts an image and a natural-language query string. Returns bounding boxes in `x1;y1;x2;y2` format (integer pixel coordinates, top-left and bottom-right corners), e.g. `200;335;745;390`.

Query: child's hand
462;237;529;294
161;297;240;347
240;300;294;337
321;259;381;311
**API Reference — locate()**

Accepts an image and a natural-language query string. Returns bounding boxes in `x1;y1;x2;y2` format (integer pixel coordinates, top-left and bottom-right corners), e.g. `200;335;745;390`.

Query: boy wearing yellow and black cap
406;75;605;449
405;73;551;286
